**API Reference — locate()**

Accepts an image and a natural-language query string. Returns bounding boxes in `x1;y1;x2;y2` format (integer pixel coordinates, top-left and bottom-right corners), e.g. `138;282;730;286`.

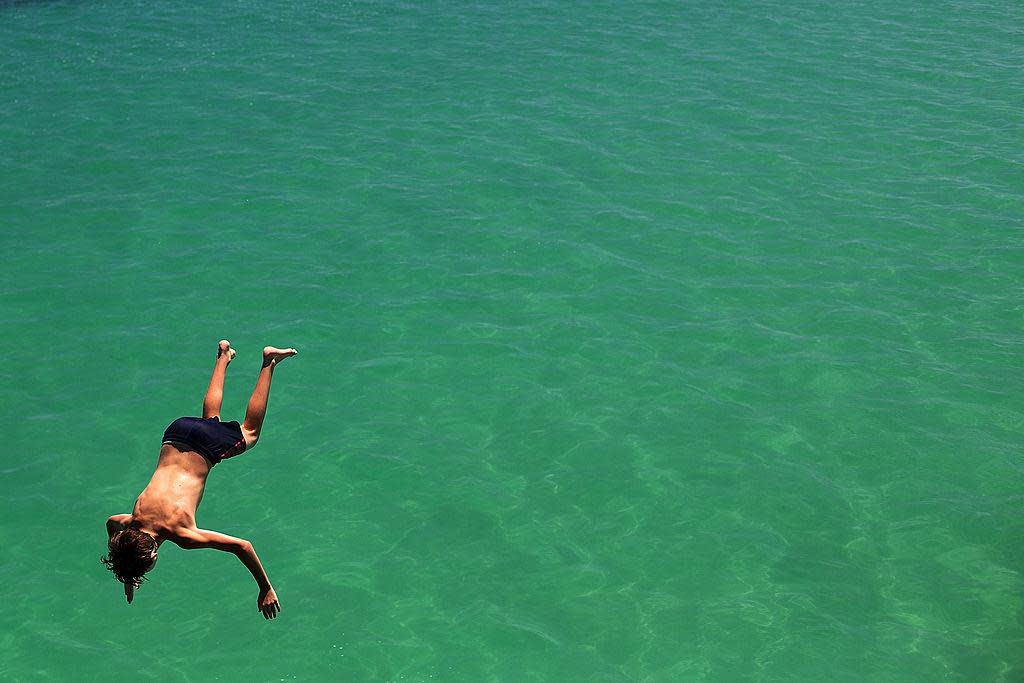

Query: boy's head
101;528;158;601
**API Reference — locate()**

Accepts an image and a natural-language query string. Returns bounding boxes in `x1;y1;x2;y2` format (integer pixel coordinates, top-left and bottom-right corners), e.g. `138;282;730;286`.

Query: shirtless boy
103;340;297;620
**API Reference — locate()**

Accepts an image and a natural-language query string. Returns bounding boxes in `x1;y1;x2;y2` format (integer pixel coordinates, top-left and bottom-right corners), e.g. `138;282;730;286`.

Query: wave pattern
2;0;1022;680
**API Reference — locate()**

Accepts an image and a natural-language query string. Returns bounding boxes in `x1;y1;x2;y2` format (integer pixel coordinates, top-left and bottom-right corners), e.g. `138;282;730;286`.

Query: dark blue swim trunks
162;416;246;465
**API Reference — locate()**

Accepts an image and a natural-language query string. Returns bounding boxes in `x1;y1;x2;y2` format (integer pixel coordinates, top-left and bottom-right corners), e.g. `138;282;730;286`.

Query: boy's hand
258;586;281;620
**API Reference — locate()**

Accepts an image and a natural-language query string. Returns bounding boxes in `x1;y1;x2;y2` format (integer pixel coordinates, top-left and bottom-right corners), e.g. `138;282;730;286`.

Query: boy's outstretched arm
174;528;281;619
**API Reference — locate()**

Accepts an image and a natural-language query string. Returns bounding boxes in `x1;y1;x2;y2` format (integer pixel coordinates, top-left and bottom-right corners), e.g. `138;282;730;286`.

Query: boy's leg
202;340;236;419
241;345;298;448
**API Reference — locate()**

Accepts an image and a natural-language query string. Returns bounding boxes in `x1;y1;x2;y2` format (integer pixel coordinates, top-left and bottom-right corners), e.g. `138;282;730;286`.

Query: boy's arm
173;528;281;619
106;514;131;538
105;515;135;603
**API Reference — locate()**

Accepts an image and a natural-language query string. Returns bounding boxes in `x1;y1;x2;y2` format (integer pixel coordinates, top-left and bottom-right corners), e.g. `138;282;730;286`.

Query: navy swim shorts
162;416;247;465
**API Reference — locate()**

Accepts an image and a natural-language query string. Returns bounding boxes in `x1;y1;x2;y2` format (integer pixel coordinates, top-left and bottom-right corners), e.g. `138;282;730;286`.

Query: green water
2;0;1023;680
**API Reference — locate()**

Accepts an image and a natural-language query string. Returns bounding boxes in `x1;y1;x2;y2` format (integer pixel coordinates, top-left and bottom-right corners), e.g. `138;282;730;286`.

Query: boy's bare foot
217;340;236;363
263;346;298;367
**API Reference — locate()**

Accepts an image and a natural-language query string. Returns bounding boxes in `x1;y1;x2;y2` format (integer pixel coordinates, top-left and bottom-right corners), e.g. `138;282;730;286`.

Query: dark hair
101;528;157;590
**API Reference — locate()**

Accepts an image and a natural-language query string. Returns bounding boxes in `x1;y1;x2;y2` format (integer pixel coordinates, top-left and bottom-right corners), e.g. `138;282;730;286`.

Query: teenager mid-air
102;340;297;620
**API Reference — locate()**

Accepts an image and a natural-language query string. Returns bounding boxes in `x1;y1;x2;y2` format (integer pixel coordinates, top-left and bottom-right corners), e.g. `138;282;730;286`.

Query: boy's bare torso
130;443;214;540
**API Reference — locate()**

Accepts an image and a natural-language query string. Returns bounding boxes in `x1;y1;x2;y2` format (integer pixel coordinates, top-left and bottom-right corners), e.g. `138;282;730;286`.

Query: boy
103;340;297;620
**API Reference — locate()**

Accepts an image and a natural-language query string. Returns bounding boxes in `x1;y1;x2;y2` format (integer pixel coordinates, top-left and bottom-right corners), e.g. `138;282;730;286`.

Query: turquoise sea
2;1;1022;680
